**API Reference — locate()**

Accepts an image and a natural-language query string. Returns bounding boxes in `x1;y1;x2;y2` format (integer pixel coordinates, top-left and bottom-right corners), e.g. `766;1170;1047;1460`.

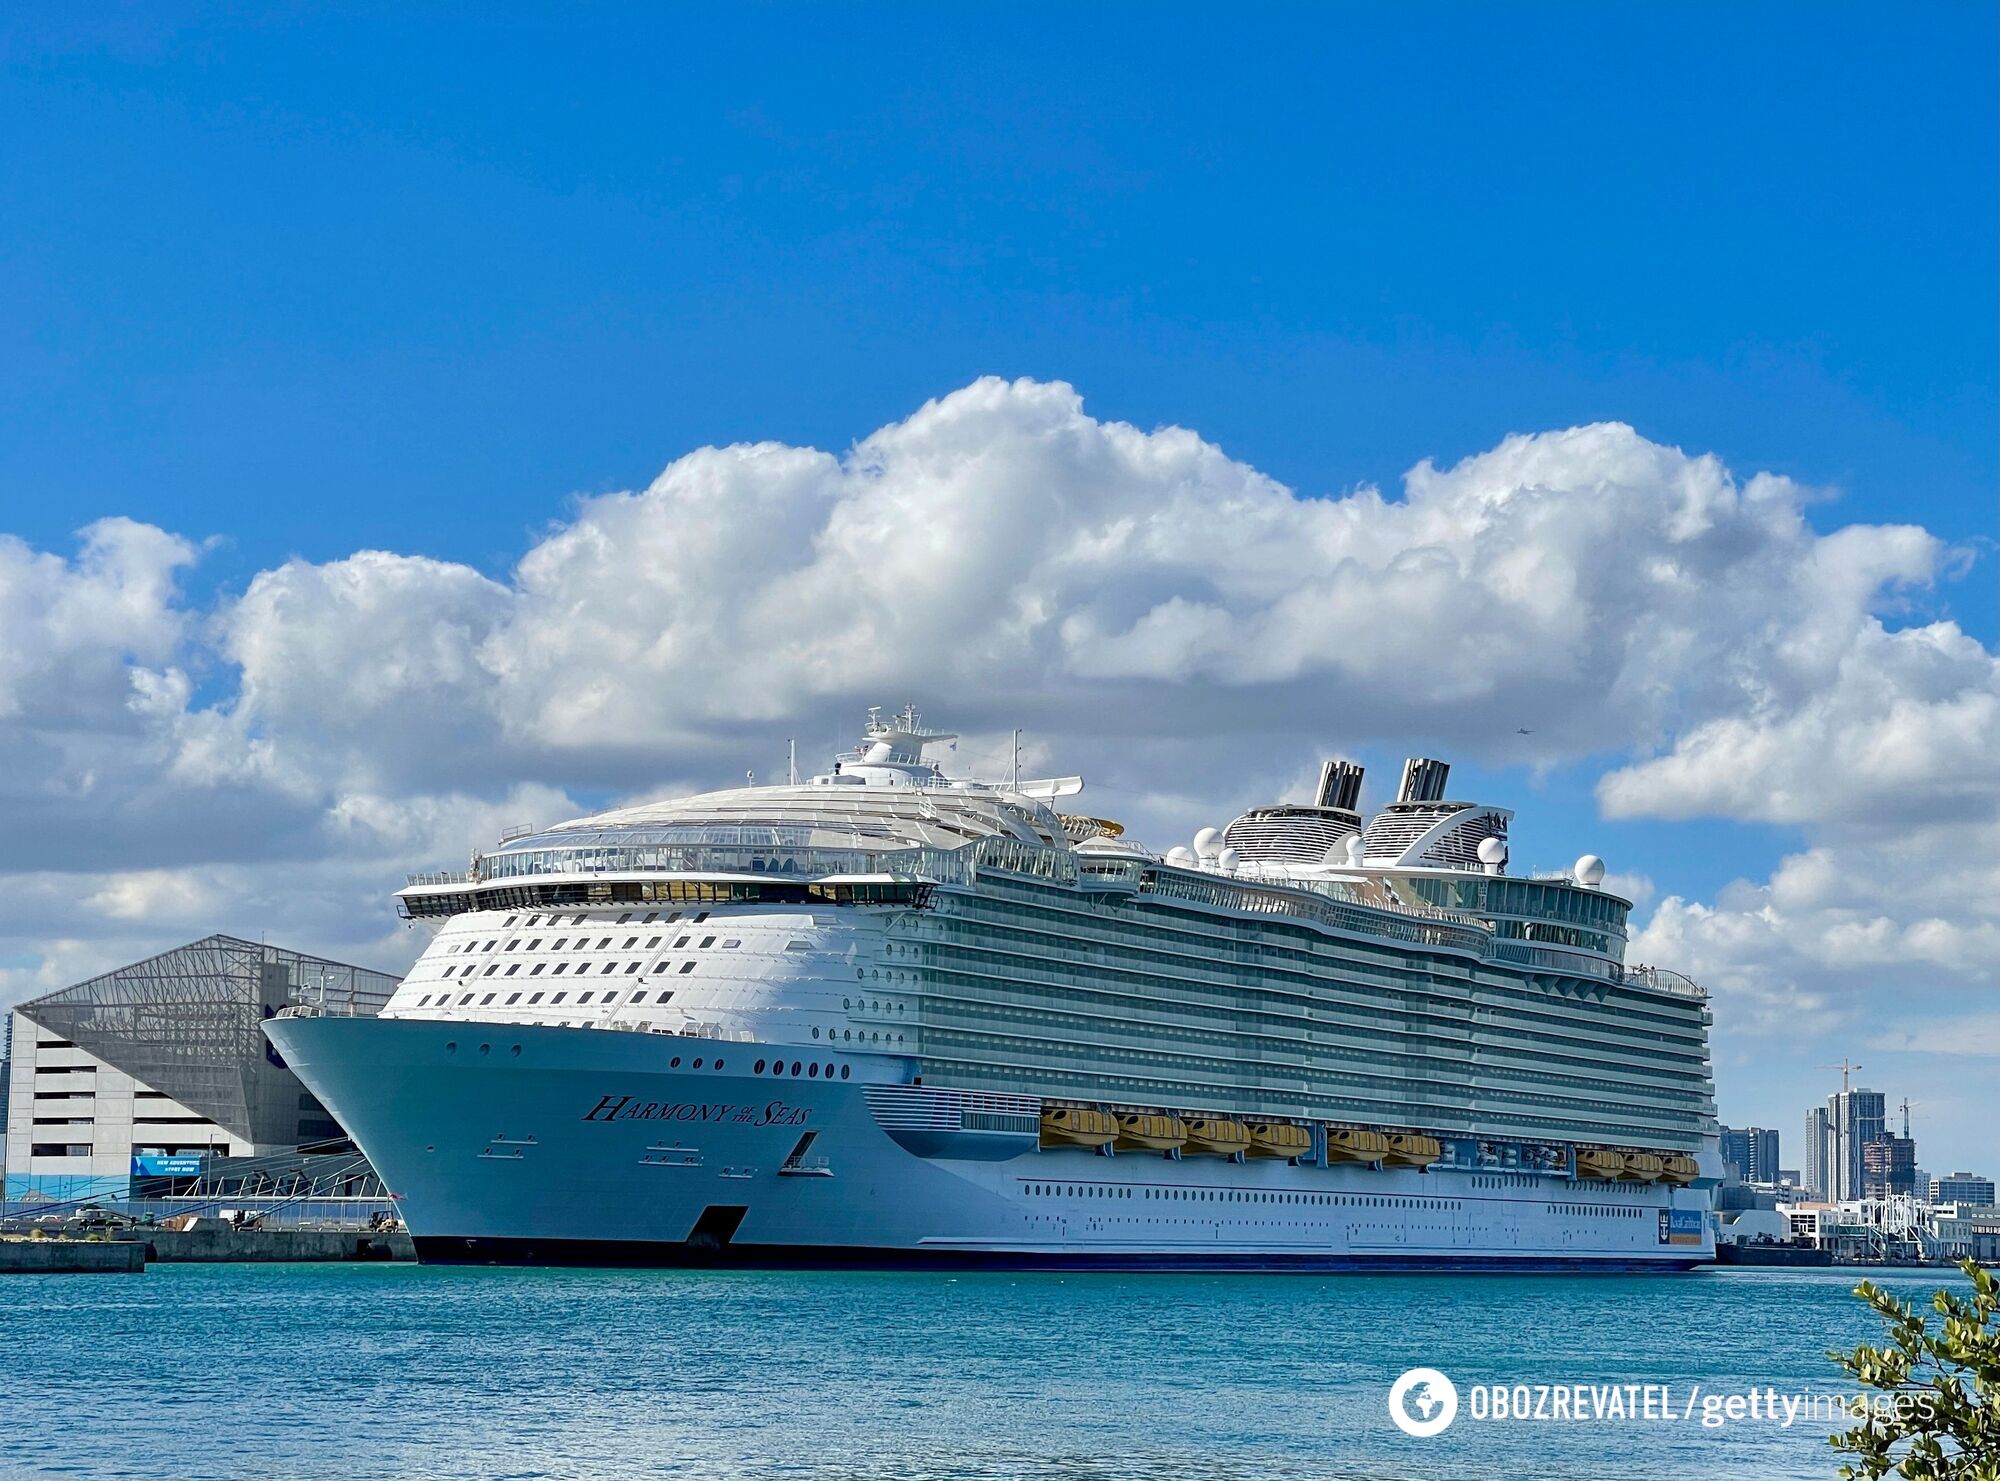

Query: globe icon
1388;1367;1458;1436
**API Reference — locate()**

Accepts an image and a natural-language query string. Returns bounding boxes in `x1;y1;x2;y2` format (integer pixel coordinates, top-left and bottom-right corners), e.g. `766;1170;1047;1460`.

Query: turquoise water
0;1264;1973;1479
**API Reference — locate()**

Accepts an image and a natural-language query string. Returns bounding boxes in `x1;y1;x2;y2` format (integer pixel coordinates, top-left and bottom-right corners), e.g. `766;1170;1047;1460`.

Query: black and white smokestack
1314;760;1364;813
1397;757;1450;804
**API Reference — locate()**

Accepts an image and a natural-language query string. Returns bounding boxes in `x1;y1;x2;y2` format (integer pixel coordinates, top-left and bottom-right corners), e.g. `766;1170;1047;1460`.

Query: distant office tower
1861;1136;1916;1198
1720;1125;1781;1183
1804;1108;1831;1200
1929;1172;1997;1206
1826;1087;1886;1202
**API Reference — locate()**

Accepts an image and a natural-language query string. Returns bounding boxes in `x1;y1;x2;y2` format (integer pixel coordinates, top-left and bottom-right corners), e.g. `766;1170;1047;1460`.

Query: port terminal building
3;936;397;1203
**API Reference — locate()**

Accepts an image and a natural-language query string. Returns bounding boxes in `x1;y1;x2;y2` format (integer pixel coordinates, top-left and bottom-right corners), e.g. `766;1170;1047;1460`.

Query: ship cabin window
504;965;519;976
722;939;741;949
643;912;658;922
694;912;709;923
632;991;648;1004
597;937;612;949
618;913;633;923
506;993;522;1005
787;941;810;951
674;936;691;948
699;936;717;948
530;964;546;975
679;963;697;975
481;994;496;1005
603;992;619;1004
504;916;518;926
623;937;637;948
625;963;640;974
483;965;498;976
552;963;568;974
504;940;519;951
483;941;497;952
578;992;594;1005
647;937;661;948
550;993;567;1004
527;939;542;950
552;938;567;949
571;914;586;925
601;961;617;974
528;993;544;1004
458;993;474;1005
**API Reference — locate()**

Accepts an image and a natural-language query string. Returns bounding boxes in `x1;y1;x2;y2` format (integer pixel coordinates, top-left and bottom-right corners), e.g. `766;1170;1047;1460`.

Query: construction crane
1898;1098;1920;1139
1819;1059;1863;1093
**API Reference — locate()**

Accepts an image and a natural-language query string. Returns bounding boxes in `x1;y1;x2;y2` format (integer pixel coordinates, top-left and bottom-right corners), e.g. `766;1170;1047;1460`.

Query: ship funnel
1314;760;1364;813
1397;757;1450;804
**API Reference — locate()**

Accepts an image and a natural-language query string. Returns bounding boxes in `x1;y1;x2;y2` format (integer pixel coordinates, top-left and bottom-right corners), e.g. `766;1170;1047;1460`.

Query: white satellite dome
1216;846;1240;872
1573;854;1607;887
1477;837;1507;866
1192;826;1224;858
1165;845;1197;867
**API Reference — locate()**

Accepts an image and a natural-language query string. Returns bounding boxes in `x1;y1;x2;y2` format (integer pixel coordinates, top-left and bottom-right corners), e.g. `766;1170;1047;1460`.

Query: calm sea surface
0;1263;1973;1480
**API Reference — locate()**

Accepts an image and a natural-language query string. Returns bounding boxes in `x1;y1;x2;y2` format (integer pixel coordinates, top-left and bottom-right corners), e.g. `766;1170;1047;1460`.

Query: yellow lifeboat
1114;1112;1188;1152
1383;1133;1443;1168
1246;1122;1312;1160
1182;1118;1252;1157
1621;1153;1666;1182
1040;1106;1117;1150
1659;1155;1699;1185
1325;1127;1391;1164
1576;1149;1627;1180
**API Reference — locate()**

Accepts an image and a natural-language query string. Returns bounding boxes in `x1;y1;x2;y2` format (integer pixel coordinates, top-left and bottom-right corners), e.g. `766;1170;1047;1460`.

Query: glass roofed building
3;935;398;1202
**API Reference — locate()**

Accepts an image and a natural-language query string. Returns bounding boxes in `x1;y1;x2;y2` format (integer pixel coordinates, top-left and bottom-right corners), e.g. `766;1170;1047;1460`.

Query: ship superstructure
269;707;1720;1269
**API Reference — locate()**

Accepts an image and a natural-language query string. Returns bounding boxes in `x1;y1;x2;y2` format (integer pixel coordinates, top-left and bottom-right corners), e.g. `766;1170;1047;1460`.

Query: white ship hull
269;1015;1714;1271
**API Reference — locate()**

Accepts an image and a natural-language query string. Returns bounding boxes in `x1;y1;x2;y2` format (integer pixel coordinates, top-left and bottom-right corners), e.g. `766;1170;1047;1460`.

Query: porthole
715;1060;724;1070
823;1064;833;1077
791;1061;802;1076
669;1056;681;1068
812;1028;821;1039
840;1065;850;1079
808;1063;819;1078
478;1043;491;1056
444;1041;457;1054
693;1058;704;1069
755;1060;767;1074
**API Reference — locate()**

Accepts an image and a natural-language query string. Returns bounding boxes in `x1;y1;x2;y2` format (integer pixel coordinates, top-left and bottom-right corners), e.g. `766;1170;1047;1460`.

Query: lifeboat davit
1659;1155;1699;1185
1576;1149;1627;1180
1182;1118;1252;1157
1383;1133;1442;1168
1040;1106;1117;1150
1326;1127;1391;1164
1114;1112;1188;1152
1621;1153;1665;1182
1246;1122;1312;1160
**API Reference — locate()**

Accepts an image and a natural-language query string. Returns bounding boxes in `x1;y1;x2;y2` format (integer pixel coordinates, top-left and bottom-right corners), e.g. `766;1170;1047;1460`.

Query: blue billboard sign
1658;1208;1706;1246
131;1155;204;1178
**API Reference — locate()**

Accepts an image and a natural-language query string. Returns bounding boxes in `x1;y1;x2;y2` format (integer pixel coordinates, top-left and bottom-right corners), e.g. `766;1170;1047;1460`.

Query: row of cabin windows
751;1059;852;1080
1550;1203;1642;1218
1024;1185;1464;1210
412;987;677;1010
437;934;739;969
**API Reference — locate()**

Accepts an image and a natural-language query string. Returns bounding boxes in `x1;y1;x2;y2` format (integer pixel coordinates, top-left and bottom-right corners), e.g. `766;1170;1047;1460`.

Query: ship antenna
1011;728;1022;790
788;737;797;786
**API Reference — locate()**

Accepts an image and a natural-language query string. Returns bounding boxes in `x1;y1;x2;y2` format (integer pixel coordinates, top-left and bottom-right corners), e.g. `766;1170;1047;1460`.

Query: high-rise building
1826;1087;1887;1202
3;935;397;1202
1930;1172;1997;1206
1720;1125;1781;1184
1862;1136;1917;1198
1804;1107;1831;1200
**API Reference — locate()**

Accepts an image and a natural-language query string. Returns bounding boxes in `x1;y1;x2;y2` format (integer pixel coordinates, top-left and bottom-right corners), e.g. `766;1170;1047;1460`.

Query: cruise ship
267;708;1721;1270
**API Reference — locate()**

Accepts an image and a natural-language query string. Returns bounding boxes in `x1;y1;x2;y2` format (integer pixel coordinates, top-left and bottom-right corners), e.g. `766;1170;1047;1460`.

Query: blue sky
1;6;1995;1169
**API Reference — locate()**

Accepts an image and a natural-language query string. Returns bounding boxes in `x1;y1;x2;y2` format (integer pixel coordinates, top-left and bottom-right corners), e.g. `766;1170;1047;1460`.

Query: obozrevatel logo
1388;1367;1460;1437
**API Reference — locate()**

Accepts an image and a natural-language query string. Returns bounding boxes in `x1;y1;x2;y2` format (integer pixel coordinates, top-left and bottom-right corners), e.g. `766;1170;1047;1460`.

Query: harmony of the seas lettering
581;1094;811;1128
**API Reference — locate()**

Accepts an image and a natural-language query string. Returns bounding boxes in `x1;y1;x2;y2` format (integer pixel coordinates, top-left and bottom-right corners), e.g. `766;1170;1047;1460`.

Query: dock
119;1228;415;1263
1;1238;149;1274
